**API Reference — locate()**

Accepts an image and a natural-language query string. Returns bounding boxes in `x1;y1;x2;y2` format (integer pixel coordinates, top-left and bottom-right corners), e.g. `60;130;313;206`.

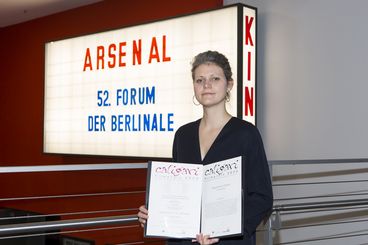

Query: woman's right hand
193;234;220;245
137;205;148;228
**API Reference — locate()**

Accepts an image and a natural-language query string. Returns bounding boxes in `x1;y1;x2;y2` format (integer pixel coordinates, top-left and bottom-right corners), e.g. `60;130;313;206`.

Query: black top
168;117;273;245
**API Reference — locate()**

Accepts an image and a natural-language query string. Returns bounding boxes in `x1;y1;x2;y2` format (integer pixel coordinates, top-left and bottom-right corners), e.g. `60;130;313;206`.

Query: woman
138;51;273;245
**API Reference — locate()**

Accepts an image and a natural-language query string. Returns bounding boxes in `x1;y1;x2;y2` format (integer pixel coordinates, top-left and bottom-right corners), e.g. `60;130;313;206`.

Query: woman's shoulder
229;117;262;138
175;118;201;134
229;117;257;130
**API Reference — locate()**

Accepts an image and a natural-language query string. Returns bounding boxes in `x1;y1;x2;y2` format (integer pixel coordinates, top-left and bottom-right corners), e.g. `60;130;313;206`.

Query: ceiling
0;0;102;28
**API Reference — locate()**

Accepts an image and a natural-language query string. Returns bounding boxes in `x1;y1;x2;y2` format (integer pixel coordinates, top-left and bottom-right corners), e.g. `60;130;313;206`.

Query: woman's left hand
192;234;219;244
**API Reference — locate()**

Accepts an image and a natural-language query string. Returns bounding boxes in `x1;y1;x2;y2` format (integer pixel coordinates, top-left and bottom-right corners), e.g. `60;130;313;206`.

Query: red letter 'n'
245;86;254;116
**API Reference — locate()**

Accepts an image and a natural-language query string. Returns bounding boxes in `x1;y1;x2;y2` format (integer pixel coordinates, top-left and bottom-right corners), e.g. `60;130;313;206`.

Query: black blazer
168;117;273;245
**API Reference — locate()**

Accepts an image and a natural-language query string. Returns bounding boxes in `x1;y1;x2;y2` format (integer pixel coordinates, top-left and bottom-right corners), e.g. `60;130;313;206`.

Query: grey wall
225;0;368;161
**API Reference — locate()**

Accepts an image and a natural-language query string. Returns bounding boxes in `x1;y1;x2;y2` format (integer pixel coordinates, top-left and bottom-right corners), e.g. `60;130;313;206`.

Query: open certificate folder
144;156;243;239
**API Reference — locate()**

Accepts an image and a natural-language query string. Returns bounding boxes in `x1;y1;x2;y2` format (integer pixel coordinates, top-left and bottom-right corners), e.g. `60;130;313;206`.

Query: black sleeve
172;131;178;162
244;128;273;237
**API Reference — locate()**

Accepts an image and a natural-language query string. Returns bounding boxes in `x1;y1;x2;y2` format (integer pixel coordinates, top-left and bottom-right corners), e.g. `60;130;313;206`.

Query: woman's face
193;62;233;108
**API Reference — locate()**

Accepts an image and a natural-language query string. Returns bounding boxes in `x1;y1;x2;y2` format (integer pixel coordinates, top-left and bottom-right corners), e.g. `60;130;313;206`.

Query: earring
193;95;200;106
225;90;230;102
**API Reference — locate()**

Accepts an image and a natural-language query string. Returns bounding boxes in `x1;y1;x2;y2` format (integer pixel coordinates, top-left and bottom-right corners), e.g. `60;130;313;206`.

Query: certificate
144;156;243;239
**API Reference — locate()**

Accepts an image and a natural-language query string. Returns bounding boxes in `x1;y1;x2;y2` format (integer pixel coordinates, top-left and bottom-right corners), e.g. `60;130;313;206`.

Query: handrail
264;158;368;244
269;158;368;165
0;215;138;236
273;198;368;212
0;163;147;173
1;158;367;173
1;158;367;243
1;199;366;237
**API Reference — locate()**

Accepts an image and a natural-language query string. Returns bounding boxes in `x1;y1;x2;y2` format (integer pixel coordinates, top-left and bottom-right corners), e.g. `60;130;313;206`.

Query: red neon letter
245;16;254;46
97;45;104;70
245;86;254;116
119;42;126;67
149;37;160;63
132;39;142;65
83;48;92;71
108;44;116;68
247;51;252;81
162;35;171;62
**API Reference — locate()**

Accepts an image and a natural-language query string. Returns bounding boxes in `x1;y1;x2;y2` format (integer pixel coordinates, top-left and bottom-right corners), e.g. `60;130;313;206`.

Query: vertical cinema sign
242;7;256;125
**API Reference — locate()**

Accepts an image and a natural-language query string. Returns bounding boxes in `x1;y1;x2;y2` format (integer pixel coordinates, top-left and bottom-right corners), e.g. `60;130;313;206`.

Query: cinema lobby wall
3;0;368;244
0;1;222;244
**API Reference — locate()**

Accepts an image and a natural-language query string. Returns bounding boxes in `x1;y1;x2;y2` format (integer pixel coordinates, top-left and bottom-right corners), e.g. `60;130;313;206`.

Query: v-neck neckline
197;117;234;163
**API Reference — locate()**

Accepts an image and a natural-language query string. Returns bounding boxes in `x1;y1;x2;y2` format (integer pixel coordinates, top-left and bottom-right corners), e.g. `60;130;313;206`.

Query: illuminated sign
243;7;256;125
43;4;256;158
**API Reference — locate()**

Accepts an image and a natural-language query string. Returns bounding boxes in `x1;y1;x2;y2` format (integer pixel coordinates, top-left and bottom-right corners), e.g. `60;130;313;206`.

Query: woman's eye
195;79;203;84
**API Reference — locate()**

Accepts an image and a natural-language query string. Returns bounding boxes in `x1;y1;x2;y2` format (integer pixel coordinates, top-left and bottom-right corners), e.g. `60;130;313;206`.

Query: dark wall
0;1;222;244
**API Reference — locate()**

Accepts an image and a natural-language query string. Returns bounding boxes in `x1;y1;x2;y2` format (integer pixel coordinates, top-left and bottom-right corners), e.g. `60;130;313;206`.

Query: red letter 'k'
245;16;254;46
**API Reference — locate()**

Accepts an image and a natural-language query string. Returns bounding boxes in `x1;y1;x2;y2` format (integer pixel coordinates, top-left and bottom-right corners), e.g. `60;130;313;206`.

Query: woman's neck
201;106;232;129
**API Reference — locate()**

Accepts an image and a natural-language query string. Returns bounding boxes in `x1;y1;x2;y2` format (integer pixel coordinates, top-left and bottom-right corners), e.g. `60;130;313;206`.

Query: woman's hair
191;50;233;81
